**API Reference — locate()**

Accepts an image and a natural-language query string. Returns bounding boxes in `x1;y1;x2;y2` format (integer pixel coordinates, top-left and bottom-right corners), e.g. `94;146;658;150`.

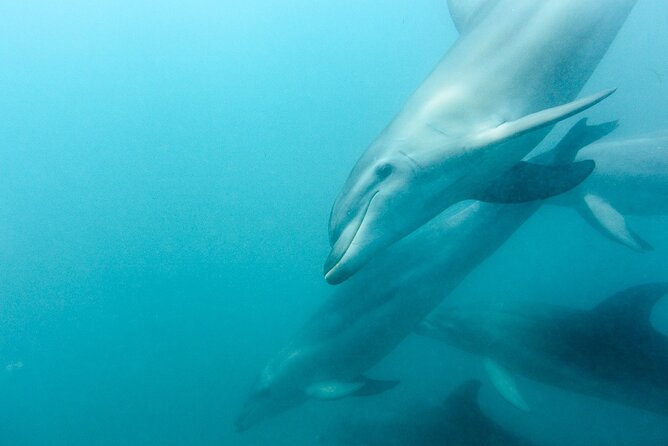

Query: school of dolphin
236;0;668;443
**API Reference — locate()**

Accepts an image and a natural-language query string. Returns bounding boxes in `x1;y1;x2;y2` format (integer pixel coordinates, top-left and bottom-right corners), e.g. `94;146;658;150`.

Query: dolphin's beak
323;241;353;285
324;192;378;284
324;226;360;284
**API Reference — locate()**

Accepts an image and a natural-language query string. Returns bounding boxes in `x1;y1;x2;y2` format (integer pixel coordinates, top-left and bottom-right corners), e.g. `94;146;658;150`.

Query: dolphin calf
548;127;668;251
318;380;540;446
417;283;668;416
234;121;612;431
235;202;535;432
325;0;636;284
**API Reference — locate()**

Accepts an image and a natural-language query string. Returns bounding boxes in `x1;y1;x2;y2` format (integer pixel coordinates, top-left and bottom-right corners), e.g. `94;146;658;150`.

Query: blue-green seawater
1;1;667;445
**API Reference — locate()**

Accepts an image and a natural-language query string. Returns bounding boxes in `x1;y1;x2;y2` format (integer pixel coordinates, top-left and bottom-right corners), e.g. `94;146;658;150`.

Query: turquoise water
1;1;668;445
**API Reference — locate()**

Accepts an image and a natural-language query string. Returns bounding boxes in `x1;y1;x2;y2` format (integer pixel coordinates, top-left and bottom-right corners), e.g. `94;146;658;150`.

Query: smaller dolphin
548;124;668;251
318;380;540;446
417;283;668;416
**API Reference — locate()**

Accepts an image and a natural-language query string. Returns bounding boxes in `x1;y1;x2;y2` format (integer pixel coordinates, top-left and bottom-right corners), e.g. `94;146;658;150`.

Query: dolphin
417;283;668;416
317;380;540;446
234;120;613;431
547;126;668;251
325;0;636;284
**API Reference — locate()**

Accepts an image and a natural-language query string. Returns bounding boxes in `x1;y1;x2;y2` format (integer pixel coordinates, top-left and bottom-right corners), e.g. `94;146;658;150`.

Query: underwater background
1;1;668;444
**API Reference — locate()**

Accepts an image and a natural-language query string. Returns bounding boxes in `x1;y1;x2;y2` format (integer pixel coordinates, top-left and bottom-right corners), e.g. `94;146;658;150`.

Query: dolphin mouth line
325;191;379;278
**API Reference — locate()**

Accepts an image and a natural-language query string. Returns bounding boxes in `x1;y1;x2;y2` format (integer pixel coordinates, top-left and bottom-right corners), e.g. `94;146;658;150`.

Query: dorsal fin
447;0;497;34
592;283;668;326
444;380;482;411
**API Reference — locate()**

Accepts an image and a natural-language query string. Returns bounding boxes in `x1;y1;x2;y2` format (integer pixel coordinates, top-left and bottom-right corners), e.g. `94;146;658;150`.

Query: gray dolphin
318;380;540;446
547;126;668;251
325;0;636;284
234;121;613;431
417;283;668;416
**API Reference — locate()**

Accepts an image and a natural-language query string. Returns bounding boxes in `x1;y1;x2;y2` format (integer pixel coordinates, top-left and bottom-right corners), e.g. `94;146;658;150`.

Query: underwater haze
1;1;668;445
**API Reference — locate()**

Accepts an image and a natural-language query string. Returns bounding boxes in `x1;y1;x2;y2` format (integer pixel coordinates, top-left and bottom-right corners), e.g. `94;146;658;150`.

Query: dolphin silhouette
418;283;668;416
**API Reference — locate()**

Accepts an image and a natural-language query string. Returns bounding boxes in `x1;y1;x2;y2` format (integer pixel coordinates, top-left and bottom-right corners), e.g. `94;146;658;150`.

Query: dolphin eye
375;163;394;179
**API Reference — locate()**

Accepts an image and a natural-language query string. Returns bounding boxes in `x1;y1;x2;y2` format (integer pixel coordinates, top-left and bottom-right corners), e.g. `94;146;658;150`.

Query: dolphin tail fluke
577;193;653;252
473;160;594;203
551;118;619;164
306;377;399;401
484;358;530;412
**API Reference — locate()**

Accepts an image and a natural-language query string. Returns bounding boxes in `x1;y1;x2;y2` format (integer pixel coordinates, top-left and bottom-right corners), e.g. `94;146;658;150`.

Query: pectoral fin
474;160;594;203
484;358;530;412
475;89;616;148
306;377;399;401
578;193;653;252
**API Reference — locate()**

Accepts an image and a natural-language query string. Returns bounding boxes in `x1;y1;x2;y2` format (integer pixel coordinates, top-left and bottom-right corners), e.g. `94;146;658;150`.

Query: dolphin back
592;282;668;330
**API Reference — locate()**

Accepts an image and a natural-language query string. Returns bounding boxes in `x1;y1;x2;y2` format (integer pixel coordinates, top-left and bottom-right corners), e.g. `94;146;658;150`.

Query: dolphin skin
417;283;668;416
548;130;668;251
325;0;636;284
234;121;613;431
318;380;540;446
